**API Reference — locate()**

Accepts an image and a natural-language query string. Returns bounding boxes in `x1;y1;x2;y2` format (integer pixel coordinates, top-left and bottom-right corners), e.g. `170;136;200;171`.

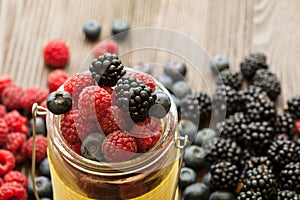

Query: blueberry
170;94;181;121
210;54;230;74
171;81;191;99
40;198;52;200
183;182;210;200
149;92;171;119
39;158;51;178
28;176;52;198
132;62;152;74
178;167;197;189
184;145;208;170
83;20;101;41
46;91;72;115
209;191;235;200
80;132;106;161
29;117;47;136
164;60;187;82
111;19;130;40
193;128;217;147
156;74;174;90
178;120;197;141
203;172;212;187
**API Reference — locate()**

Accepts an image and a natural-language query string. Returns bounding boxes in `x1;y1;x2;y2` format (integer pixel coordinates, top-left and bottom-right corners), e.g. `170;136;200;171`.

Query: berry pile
177;53;300;200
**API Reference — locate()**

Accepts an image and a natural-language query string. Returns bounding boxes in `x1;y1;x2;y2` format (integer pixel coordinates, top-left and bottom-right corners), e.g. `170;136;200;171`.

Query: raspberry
296;120;300;136
26;135;48;163
78;86;111;121
135;128;161;152
0;178;3;187
0;75;12;96
64;73;96;106
3;170;28;189
0;182;27;200
92;39;118;58
102;130;137;162
3;132;27;163
20;87;49;113
17;142;27;164
47;69;68;92
0;150;15;176
43;39;70;68
61;109;98;145
0;118;9;145
4;110;28;134
128;71;156;91
1;85;24;110
0;104;7;117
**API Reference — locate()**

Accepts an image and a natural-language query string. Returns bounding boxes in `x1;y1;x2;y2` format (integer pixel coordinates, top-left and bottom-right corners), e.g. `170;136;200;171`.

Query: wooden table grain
1;0;300;199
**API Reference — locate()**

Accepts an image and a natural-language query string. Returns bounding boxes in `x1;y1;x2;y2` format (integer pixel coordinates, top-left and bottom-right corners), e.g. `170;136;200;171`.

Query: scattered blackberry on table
164;60;187;82
253;68;281;100
244;156;273;172
240;52;268;80
280;162;300;193
276;190;300;200
89;53;126;87
111;19;130;40
83;20;101;41
184;145;208;170
285;95;300;119
210;161;240;192
208;191;235;200
217;70;242;90
210;54;230;74
178;167;197;189
183;182;210;200
274;113;295;138
46;91;72;115
237;191;263;200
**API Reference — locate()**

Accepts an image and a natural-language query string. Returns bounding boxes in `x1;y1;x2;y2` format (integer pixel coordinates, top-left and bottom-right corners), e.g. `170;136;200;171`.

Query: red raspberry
4;132;27;164
47;69;68;92
135;128;161;152
0;118;9;145
0;104;7;117
0;75;12;96
0;182;27;200
102;130;137;162
26;135;48;163
4;110;28;134
0;150;15;176
20;87;49;113
70;143;82;155
1;85;24;110
61;109;98;144
93;39;118;58
0;178;3;187
78;86;111;121
16;142;27;164
296;120;300;136
3;170;28;189
43;39;70;68
128;72;156;91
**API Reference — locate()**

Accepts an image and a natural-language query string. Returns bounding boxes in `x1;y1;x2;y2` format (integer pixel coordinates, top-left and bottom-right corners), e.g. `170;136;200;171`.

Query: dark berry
156;74;174;89
29;117;46;136
178;120;198;141
212;85;238;116
80;132;106;162
164;60;187;82
237;191;263;200
240;52;268;80
170;93;181;121
132;62;152;74
208;191;235;200
274;113;295;138
193;128;217;147
28;176;52;199
210;54;230;74
39;158;51;178
280;162;300;193
285;96;300;119
244;156;273;172
178;167;197;189
184;145;208;170
217;69;242;90
149;92;171;119
111;19;130;40
46;91;72;115
277;190;300;200
171;80;191;99
183;182;210;200
83;20;101;41
203;172;212;187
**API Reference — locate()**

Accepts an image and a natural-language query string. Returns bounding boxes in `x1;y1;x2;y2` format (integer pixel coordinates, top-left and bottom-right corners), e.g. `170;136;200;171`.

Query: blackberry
203;137;242;165
242;166;277;199
237;191;263;200
274;113;295;138
216;112;249;142
180;92;211;125
243;121;275;155
285;96;300;119
238;86;266;113
280;162;300;193
217;70;242;90
89;53;126;87
115;76;156;122
210;54;230;74
267;140;300;168
240;52;268;80
210;161;239;192
212;85;238;116
277;190;300;200
253;68;281;100
244;156;273;172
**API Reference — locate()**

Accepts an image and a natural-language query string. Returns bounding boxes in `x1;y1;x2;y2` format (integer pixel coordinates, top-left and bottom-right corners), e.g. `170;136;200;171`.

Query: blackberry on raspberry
180;92;211;125
89;53;126;87
274;113;295;138
210;161;240;192
285;96;300;119
267;140;300;168
280;162;300;193
240;52;268;80
253;68;281;100
237;191;263;200
277;190;300;200
244;156;273;172
217;70;242;90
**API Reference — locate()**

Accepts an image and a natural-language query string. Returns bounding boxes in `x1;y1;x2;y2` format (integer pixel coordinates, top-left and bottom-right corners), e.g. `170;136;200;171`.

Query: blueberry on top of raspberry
46;91;72;115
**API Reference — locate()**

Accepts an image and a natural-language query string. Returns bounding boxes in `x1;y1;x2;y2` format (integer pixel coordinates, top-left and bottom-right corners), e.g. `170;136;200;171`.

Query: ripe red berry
0;118;9;145
92;40;118;58
102;130;137;162
20;87;49;113
295;120;300;136
0;182;27;200
4;110;28;134
1;85;24;110
4;132;27;164
47;69;68;92
128;72;156;91
26;135;48;163
4;170;28;189
0;75;13;96
0;150;15;176
0;104;7;117
43;39;70;68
